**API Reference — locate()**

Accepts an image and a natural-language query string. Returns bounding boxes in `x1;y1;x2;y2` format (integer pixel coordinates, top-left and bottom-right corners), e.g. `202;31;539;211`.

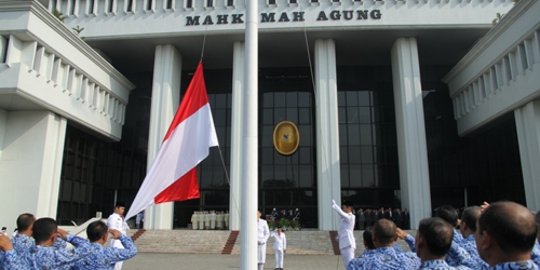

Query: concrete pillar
514;100;540;212
0;111;66;230
229;41;244;231
144;44;182;229
391;37;431;229
314;39;341;230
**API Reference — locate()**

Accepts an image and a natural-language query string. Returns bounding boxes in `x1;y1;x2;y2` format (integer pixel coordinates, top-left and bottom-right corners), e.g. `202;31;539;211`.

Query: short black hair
363;226;375;250
16;213;35;232
32;218;57;244
342;201;353;208
115;201;126;208
87;221;108;242
433;205;459;227
417;217;454;257
461;206;481;232
478;201;537;254
373;219;397;246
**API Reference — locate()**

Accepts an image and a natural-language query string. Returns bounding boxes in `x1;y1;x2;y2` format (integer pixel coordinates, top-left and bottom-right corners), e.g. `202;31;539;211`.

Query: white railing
47;0;511;18
450;28;540;120
68;217;104;236
3;35;127;125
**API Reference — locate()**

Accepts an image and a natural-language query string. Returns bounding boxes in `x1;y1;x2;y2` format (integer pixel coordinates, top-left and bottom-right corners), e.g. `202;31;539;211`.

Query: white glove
332;200;337;206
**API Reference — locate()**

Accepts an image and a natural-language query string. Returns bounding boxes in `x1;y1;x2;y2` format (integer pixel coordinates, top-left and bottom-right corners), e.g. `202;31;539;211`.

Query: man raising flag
126;61;218;220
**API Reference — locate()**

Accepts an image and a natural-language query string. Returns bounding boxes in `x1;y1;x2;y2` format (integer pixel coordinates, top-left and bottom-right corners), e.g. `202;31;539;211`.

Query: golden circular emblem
273;121;300;156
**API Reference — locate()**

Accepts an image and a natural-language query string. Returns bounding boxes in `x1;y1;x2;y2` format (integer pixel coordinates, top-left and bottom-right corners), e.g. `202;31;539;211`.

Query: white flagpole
240;0;258;269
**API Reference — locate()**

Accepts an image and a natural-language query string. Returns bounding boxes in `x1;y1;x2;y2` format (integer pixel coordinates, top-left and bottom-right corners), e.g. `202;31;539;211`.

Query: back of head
16;213;36;232
363;227;375;250
87;221;108;242
478;201;537;255
32;218;57;244
461;206;481;232
418;217;454;257
342;200;352;208
433;205;459;227
373;218;397;247
536;210;540;241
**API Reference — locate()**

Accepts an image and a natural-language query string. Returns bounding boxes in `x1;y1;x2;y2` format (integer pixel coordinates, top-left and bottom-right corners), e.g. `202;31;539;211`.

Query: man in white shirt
332;199;356;269
107;202;130;270
257;210;270;270
271;225;287;270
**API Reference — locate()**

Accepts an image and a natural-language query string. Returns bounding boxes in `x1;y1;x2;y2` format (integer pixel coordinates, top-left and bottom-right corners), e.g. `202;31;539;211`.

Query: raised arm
103;230;138;263
332;200;352;220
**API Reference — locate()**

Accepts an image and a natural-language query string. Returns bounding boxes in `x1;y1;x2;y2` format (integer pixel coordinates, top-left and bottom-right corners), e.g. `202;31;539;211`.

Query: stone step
131;229;415;255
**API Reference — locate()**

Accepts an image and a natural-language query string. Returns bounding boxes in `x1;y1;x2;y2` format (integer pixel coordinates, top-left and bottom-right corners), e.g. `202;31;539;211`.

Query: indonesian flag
126;62;218;220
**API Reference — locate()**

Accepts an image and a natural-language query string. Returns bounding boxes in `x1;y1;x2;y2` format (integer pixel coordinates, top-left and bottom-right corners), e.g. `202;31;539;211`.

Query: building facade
1;0;538;230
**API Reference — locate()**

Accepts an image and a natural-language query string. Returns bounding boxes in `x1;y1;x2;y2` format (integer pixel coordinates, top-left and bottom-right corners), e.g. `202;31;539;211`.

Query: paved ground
123;253;346;270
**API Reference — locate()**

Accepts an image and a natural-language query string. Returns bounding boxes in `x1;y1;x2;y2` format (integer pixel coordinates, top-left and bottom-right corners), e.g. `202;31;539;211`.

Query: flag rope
217;138;240;225
200;33;207;61
305;28;341;270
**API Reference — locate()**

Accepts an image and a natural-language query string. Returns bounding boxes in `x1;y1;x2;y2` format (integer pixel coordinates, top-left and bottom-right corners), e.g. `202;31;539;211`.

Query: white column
0;109;6;159
144;44;182;230
314;39;341;231
229;41;244;231
240;0;258;268
0;111;66;230
514;100;540;212
391;37;431;229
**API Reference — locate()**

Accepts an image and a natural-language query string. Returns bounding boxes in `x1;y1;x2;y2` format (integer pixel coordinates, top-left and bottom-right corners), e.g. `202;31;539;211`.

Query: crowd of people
189;211;229;230
332;200;540;270
356;208;411;230
0;202;137;270
268;208;301;230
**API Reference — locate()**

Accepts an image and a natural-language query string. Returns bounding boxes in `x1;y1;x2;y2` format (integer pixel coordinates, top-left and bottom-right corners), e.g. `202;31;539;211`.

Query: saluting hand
0;234;13;251
57;228;69;240
395;228;408;240
109;229;122;240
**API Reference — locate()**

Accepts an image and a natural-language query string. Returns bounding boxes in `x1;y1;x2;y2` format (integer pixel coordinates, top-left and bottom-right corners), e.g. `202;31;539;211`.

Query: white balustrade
1;34;130;131
450;28;540;121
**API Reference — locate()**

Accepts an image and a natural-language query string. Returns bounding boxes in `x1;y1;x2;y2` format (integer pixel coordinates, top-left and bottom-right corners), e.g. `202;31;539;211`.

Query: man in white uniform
257;210;270;270
271;225;287;270
107;202;130;270
331;199;356;269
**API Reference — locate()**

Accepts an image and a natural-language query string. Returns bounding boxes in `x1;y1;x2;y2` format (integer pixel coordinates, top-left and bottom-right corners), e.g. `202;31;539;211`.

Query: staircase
131;229;415;255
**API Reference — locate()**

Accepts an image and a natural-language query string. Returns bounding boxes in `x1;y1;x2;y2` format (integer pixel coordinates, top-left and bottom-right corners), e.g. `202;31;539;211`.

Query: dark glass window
174;69;232;228
337;66;400;209
259;67;317;228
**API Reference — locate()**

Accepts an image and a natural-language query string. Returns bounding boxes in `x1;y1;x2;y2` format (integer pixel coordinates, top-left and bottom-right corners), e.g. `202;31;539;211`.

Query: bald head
477;202;537;255
373;218;397;247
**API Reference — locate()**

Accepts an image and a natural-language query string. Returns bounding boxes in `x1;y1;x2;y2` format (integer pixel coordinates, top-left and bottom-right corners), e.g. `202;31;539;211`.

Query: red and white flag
126;62;218;220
